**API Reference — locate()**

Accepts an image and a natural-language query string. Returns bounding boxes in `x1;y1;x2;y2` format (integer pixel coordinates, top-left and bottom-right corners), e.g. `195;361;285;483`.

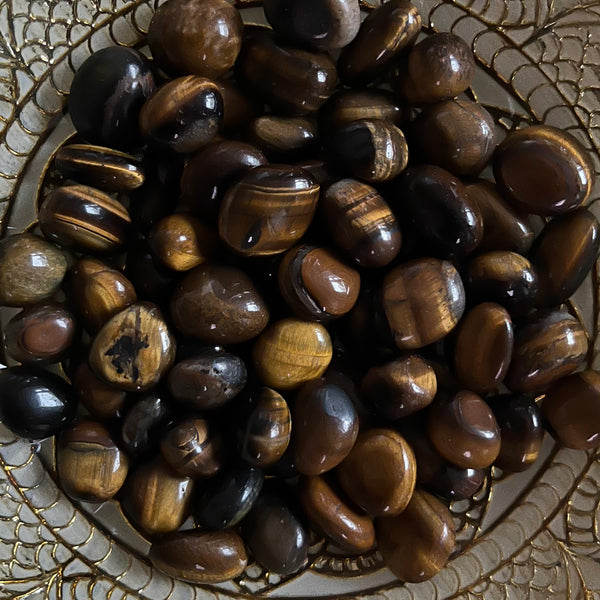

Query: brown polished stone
453;303;514;394
150;530;247;583
382;258;465;350
246;116;319;161
542;371;600;450
71;362;127;421
219;165;319;256
300;476;375;554
505;311;588;393
376;490;455;582
494;125;594;216
170;265;269;344
215;79;261;133
427;391;501;469
337;428;416;517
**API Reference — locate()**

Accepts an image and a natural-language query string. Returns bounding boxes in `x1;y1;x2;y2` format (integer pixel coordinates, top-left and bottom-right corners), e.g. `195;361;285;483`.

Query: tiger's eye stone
292;379;359;475
195;465;264;529
178;140;267;221
427;391;501;469
323;179;401;267
89;303;176;392
327;119;409;184
397;165;483;257
493;125;594;216
382;258;465;350
238;387;291;468
148;0;243;79
505;311;588;393
453;303;514;394
362;355;437;420
122;458;193;536
236;32;338;115
167;350;247;410
465;180;535;254
39;185;131;253
376;490;455;583
139;76;223;154
69;258;137;333
125;240;176;303
150;530;247;583
337;428;416;517
466;251;539;316
72;362;127;421
219;165;319;256
170;265;270;343
149;214;215;272
4;304;76;364
338;0;421;86
246;116;319;160
58;420;129;502
54;144;145;192
411;99;498;176
263;0;360;50
0;234;66;307
530;208;600;306
161;417;225;478
68;46;155;149
487;394;544;471
0;366;76;440
242;489;309;574
215;80;261;133
300;476;375;554
542;371;600;450
121;393;171;459
397;32;475;103
278;245;361;320
253;319;333;390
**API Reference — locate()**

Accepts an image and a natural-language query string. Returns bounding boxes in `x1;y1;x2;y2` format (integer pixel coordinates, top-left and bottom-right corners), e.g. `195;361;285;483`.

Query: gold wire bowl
2;1;600;598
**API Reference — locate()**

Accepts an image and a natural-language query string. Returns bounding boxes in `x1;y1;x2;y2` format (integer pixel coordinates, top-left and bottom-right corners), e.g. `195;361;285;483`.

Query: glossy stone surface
246;116;319;160
397;164;483;257
505;311;588;392
494;125;594;215
465;180;535;254
327;119;409;184
68;46;155;149
139;76;223;154
337;428;416;517
125;241;176;303
238;387;291;468
57;420;128;502
453;303;514;394
148;0;243;79
72;362;127;421
170;265;269;344
411;98;498;176
292;379;359;475
54;144;145;192
427;391;501;469
150;530;247;583
362;356;437;420
120;394;171;459
530;208;600;306
376;490;455;582
382;258;465;350
0;366;76;440
39;185;131;253
338;0;421;86
4;304;76;364
218;165;319;256
69;258;137;333
194;465;264;529
322;179;401;268
168;350;247;410
542;371;600;450
252;319;332;390
263;0;360;50
89;303;176;392
487;394;544;471
300;476;375;554
278;245;361;320
0;234;66;307
215;79;261;133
